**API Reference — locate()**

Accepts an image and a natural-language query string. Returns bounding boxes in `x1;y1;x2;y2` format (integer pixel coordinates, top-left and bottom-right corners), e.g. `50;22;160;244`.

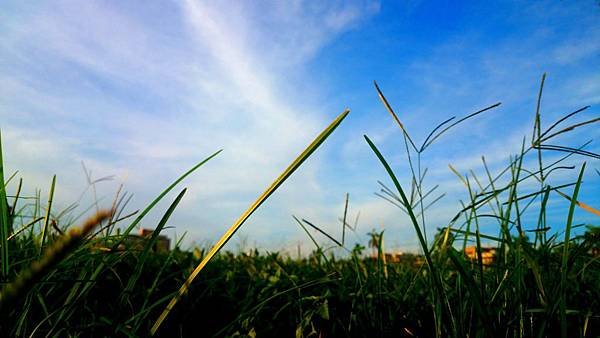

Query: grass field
0;78;599;337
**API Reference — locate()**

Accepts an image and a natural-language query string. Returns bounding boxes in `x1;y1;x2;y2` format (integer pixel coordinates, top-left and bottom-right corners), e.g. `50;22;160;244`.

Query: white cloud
0;0;380;249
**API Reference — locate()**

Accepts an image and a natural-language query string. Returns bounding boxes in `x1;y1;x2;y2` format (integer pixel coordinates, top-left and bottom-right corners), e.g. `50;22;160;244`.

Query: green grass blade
122;188;187;299
113;149;222;247
39;175;56;256
364;135;435;274
0;130;10;277
364;134;453;332
342;193;349;245
151;109;349;335
559;162;586;338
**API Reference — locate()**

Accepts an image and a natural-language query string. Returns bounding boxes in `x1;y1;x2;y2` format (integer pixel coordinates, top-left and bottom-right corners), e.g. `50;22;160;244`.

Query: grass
0;77;598;337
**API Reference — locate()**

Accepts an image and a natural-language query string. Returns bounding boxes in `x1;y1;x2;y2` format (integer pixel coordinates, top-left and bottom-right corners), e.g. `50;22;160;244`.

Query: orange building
464;246;496;266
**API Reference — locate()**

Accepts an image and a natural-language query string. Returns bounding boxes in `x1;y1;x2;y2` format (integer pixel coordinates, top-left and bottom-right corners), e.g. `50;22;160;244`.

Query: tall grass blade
0;131;10;277
39;175;56;256
559;162;586;338
363;135;452;332
364;135;433;264
151;109;349;335
342;193;349;245
114;149;222;246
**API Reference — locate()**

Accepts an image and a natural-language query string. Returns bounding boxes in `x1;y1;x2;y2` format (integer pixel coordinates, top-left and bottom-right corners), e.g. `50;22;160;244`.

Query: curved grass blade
420;116;456;152
538;116;600;144
422;102;501;151
113;149;222;247
537;106;590;142
535;144;600;160
151;109;349;335
363;136;446;297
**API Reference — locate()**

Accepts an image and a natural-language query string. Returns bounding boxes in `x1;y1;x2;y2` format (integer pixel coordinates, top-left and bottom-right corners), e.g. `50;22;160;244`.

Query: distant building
464;246;496;266
370;251;424;266
136;228;171;252
94;228;171;253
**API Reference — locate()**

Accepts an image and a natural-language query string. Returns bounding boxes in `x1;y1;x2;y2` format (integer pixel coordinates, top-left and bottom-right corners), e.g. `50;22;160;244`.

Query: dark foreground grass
0;76;599;337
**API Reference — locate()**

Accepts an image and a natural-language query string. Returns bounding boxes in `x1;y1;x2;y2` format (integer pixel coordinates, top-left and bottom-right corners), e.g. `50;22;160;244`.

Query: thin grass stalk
535;188;551;246
302;219;342;247
0;131;10;277
466;177;485;295
364;135;454;336
39;175;56;256
342;193;349;246
293;216;330;266
151;109;349;335
7;217;44;241
10;178;22;220
533;74;549;248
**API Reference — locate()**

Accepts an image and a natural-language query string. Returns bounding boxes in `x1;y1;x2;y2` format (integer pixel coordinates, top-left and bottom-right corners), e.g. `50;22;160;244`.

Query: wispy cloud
0;0;382;249
1;1;597;252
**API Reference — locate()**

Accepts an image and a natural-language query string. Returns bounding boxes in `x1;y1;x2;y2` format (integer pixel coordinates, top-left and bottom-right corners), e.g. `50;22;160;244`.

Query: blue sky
1;1;599;253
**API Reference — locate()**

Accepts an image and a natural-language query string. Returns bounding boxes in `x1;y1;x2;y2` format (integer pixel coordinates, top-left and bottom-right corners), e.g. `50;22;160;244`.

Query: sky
1;0;599;254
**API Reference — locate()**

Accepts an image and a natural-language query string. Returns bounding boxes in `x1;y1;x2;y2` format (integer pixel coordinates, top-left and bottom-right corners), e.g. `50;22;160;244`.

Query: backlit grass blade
151;109;349;335
39;175;56;256
0;130;10;277
114;149;222;247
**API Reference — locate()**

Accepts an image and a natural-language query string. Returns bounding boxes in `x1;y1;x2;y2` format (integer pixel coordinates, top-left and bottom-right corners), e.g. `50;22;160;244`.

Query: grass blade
122;188;187;299
302;218;342;247
151;109;350;335
559;162;586;338
39;175;56;256
342;193;349;245
114;149;222;247
0;131;10;277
